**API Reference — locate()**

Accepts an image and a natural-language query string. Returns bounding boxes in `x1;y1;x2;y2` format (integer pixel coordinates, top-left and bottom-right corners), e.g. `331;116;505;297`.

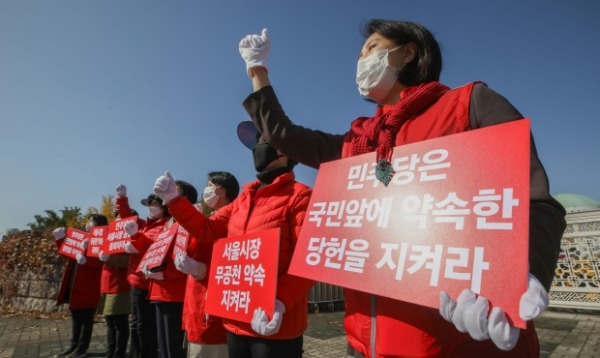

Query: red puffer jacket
168;171;314;340
55;239;103;310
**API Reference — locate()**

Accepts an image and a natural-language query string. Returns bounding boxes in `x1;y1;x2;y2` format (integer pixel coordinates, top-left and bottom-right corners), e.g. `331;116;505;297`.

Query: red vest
340;83;540;357
344;83;466;357
342;83;473;159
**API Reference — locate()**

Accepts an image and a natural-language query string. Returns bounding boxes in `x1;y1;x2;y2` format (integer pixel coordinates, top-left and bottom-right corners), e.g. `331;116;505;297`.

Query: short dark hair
176;180;198;205
208;171;240;203
362;19;442;86
90;214;108;226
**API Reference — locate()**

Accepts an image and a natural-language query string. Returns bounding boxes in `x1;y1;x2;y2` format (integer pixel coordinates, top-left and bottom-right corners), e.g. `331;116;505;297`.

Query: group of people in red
52;122;311;358
51;18;565;358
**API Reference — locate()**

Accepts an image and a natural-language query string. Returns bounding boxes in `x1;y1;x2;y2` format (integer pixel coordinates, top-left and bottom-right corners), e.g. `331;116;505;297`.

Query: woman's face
360;32;415;69
360;33;396;59
359;32;417;104
149;202;164;218
206;181;225;198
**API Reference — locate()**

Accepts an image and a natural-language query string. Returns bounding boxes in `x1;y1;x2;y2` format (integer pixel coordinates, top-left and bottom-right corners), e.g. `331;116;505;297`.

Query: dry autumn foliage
0;228;66;311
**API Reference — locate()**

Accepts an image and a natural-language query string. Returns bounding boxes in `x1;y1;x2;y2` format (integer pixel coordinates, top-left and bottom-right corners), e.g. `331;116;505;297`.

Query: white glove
115;184;127;197
99;251;110;262
439;273;548;351
80;239;89;250
174;254;207;279
52;227;66;240
239;28;270;76
153;170;179;204
75;253;87;265
142;266;164;280
251;299;285;336
123;220;139;237
124;241;139;254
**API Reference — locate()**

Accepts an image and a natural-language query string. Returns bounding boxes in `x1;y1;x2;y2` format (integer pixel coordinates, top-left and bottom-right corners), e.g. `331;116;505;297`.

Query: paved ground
0;308;599;357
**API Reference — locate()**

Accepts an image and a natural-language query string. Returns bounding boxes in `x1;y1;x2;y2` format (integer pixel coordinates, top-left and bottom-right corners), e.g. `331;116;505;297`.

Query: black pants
105;314;130;358
154;301;186;358
129;287;156;358
226;332;303;358
70;308;96;353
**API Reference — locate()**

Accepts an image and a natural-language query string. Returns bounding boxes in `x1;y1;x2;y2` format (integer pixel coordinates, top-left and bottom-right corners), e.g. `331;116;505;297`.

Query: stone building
549;193;600;310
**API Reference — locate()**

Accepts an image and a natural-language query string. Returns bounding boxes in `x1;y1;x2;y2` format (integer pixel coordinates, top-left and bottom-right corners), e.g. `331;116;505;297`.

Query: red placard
136;223;179;272
58;228;88;259
87;225;108;257
289;119;530;328
104;216;138;254
205;228;280;323
172;224;190;259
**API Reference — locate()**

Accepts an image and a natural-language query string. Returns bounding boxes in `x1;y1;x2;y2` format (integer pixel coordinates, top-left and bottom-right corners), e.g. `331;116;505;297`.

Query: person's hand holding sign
75;253;87;265
99;251;111;262
124;241;139;254
123;220;138;237
174;254;207;280
141;265;164;280
251;299;285;336
439;273;548;351
52;227;66;241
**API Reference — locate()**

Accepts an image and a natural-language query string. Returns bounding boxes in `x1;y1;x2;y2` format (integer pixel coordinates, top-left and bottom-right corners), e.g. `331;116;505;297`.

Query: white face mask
148;206;162;219
356;46;402;103
85;221;93;231
203;186;220;209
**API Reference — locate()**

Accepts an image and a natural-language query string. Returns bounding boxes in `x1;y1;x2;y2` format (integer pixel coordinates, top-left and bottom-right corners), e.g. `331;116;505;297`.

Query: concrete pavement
0;309;599;357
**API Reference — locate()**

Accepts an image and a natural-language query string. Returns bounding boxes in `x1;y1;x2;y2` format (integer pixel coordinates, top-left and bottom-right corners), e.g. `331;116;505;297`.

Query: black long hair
362;19;442;86
90;214;108;226
207;171;240;203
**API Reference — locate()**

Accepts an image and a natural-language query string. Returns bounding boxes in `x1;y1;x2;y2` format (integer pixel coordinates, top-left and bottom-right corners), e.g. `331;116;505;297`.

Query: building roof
553;193;600;213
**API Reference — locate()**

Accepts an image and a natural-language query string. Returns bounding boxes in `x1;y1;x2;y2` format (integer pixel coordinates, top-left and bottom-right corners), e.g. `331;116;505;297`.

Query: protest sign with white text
205;228;280;323
87;225;108;257
288;119;530;328
59;228;88;260
136;223;179;272
103;216;138;254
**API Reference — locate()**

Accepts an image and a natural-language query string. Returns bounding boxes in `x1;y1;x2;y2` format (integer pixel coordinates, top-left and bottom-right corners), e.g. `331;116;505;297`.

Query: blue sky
1;0;599;233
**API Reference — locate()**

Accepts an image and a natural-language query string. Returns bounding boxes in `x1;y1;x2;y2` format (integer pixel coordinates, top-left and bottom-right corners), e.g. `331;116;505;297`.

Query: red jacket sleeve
116;196;147;230
167;196;230;244
129;232;154;255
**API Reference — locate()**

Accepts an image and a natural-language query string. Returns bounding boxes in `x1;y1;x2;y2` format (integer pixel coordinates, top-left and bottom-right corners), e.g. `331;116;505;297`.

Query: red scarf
349;81;450;185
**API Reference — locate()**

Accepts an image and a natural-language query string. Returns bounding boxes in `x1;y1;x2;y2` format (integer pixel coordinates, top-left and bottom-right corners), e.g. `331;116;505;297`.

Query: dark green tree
28;207;83;230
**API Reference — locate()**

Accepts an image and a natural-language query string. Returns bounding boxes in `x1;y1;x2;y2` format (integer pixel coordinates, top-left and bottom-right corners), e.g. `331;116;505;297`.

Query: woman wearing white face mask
238;20;566;358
